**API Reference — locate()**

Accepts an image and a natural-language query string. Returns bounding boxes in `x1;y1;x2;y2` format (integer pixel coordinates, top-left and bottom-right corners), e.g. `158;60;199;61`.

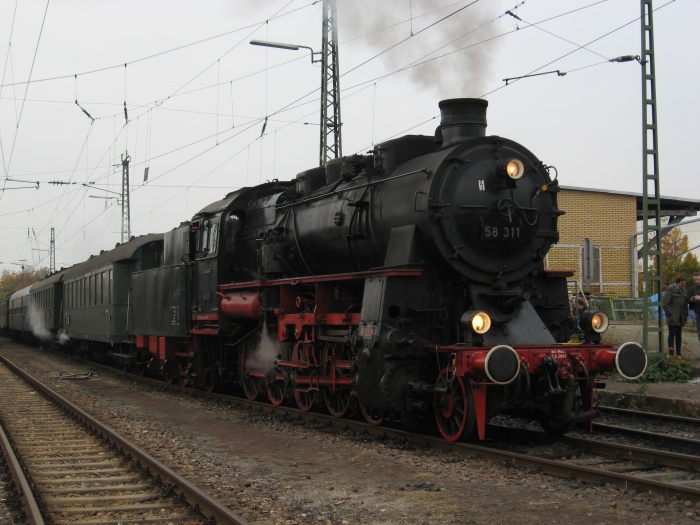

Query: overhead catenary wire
1;0;680;270
0;0;543;237
482;0;677;97
0;1;319;90
0;1;310;248
2;0;490;199
1;0;50;202
0;0;21;195
0;1;532;209
6;1;300;237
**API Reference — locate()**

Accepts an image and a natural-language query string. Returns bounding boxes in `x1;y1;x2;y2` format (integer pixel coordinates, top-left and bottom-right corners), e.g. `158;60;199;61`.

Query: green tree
660;227;700;285
641;228;700;292
0;267;49;298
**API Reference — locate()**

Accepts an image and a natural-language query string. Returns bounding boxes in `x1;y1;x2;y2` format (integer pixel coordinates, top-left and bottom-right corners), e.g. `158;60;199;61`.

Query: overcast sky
1;0;698;274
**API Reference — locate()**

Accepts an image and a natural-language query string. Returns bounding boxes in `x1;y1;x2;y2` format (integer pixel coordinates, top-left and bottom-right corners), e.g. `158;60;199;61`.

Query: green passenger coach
62;234;164;347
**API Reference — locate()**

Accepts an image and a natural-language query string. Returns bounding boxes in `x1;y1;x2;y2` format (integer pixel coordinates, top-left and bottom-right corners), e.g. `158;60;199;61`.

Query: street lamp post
250;40;321;63
250;0;341;167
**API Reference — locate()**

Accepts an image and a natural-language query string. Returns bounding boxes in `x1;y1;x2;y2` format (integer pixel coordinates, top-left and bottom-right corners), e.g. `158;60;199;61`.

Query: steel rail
561;434;700;470
0;421;45;525
593;421;700;451
0;355;250;525
600;405;700;425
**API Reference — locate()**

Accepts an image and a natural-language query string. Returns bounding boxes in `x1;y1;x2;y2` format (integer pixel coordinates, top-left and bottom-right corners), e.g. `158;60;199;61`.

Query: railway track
212;390;700;502
7;342;700;506
487;425;700;499
0;355;249;525
593;406;700;455
150;374;700;502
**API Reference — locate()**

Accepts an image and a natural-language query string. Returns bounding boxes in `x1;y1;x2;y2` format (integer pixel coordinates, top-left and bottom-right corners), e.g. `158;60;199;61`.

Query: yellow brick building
547;187;637;297
546;187;699;299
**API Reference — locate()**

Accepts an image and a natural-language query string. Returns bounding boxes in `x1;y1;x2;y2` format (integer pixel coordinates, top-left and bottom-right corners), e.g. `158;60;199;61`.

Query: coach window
101;272;108;304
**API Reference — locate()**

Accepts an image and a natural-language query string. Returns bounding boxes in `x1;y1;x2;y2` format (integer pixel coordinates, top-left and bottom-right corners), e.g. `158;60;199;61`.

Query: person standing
687;272;700;342
663;275;688;357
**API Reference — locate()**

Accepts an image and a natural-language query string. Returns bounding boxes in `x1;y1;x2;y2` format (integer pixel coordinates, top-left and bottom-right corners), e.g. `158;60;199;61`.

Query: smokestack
437;98;488;148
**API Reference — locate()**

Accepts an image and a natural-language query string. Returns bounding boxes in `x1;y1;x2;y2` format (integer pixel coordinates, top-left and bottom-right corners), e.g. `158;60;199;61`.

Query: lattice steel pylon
640;0;664;354
50;227;55;274
121;152;131;244
319;0;342;166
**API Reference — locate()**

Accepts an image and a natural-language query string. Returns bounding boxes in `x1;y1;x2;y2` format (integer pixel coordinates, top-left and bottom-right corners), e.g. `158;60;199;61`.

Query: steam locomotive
1;98;646;441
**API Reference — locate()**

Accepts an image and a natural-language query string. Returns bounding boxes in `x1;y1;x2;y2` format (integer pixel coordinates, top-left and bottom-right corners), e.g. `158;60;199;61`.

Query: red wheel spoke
321;342;355;418
239;338;262;400
359;401;383;426
434;374;475;442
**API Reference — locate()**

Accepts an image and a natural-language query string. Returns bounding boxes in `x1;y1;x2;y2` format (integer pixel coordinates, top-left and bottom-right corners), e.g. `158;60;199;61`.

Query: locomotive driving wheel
292;343;318;411
239;338;262;400
266;342;290;406
163;361;178;385
359;401;383;426
321;341;355;418
293;384;316;411
266;368;288;406
204;367;219;393
434;372;476;442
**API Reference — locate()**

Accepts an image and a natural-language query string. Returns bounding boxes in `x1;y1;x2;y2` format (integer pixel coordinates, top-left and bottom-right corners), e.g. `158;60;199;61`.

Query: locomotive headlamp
505;158;525;180
461;310;492;335
579;310;610;344
580;310;609;334
590;312;609;333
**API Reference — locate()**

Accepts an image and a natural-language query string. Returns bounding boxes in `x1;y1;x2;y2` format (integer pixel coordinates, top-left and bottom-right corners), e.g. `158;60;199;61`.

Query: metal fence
567;280;661;322
588;296;645;322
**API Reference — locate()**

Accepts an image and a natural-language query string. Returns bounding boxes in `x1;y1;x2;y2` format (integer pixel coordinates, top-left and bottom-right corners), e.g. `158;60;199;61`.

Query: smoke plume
57;329;70;345
29;304;51;342
339;0;503;98
245;321;279;374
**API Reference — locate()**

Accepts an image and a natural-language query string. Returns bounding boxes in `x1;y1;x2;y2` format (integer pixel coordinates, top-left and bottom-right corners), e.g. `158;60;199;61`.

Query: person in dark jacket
687;272;700;342
663;275;688;357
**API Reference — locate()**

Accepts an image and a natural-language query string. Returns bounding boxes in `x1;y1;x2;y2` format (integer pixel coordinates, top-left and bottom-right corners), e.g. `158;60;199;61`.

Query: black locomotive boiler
127;98;646;441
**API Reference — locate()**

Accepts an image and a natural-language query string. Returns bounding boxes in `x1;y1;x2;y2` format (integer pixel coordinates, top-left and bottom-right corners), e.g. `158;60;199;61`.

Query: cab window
196;220;219;259
225;215;242;253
